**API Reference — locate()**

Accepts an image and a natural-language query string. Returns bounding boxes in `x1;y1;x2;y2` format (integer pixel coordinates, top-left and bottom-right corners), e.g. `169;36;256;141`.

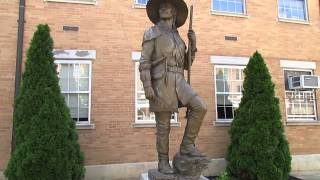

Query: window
212;0;246;14
135;62;177;123
215;65;244;122
135;0;148;6
45;0;97;5
278;0;308;21
55;60;92;124
284;69;317;121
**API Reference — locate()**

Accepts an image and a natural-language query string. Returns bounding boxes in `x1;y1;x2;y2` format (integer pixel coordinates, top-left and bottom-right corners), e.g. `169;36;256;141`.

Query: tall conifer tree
226;51;291;180
5;24;85;180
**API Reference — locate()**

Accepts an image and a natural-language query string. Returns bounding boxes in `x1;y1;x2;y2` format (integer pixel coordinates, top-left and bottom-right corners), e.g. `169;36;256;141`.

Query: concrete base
291;171;320;180
140;172;209;180
84;154;320;179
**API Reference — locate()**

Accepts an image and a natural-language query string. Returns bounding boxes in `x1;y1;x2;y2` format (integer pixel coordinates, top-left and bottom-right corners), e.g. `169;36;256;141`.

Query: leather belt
167;66;184;74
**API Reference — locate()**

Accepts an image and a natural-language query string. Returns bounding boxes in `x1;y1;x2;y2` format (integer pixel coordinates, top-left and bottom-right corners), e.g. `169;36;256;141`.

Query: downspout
11;0;26;154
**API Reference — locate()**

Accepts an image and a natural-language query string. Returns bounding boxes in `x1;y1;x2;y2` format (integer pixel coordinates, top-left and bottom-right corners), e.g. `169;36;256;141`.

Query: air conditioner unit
288;75;320;89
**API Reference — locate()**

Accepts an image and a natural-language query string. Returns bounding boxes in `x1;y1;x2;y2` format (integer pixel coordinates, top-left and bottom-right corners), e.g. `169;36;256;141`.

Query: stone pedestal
145;153;210;180
173;153;210;180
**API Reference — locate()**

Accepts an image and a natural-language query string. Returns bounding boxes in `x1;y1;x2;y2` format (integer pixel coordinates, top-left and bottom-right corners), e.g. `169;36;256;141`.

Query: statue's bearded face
159;2;176;19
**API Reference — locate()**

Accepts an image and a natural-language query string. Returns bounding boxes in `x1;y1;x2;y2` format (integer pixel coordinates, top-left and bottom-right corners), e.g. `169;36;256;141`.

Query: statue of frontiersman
139;0;207;174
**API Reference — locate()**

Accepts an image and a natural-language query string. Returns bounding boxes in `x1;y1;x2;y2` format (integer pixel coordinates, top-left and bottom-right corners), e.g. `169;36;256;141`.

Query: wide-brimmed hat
146;0;188;28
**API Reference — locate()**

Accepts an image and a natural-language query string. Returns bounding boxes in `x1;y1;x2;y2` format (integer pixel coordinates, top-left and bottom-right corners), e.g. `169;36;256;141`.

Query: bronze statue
139;0;207;175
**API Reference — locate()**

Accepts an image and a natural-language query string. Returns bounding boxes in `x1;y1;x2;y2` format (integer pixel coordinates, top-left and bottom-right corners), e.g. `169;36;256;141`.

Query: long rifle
187;5;193;85
186;5;193;118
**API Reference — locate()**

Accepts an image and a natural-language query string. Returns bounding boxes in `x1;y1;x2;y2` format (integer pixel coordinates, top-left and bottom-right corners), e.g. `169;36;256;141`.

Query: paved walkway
0;172;4;180
291;171;320;180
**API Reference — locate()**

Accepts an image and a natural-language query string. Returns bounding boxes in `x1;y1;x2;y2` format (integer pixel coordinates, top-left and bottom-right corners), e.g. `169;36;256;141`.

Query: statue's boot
155;112;174;174
158;159;174;174
180;96;207;157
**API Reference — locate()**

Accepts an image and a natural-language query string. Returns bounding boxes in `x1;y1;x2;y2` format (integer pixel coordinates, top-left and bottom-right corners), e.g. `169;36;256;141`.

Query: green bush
226;51;291;180
5;24;85;180
217;171;230;180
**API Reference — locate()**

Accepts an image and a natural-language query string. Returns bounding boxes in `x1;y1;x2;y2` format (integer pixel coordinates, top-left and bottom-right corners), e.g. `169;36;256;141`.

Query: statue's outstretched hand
145;86;155;101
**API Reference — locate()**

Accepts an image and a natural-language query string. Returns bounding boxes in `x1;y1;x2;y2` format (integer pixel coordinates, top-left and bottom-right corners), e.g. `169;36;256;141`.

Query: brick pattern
1;0;320;169
0;0;19;170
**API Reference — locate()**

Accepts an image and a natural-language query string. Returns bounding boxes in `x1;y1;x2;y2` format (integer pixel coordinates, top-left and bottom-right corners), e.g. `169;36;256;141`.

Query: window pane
216;80;225;92
79;108;88;121
69;64;80;91
80;64;89;78
224;81;231;92
216;68;225;80
79;94;89;108
227;1;236;12
213;0;244;14
217;107;226;119
213;0;220;10
225;95;232;106
59;78;68;91
220;1;228;11
137;107;154;121
279;0;306;20
79;78;89;91
136;0;148;5
231;68;241;80
231;81;242;93
57;64;68;91
217;94;224;106
225;106;233;119
70;107;78;120
235;2;243;13
69;94;78;108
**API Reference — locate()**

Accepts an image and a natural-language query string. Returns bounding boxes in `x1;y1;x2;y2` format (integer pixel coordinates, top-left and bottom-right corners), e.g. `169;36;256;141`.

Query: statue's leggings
155;96;207;161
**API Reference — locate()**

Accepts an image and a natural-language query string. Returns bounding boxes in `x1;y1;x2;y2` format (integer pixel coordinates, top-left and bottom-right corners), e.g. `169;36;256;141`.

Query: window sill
214;121;232;127
133;4;146;9
210;10;248;18
76;123;95;129
132;122;181;128
278;18;311;25
286;121;320;126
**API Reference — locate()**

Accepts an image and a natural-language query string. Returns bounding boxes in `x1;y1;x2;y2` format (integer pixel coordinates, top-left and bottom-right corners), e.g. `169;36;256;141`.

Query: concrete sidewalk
291;171;320;180
0;172;4;180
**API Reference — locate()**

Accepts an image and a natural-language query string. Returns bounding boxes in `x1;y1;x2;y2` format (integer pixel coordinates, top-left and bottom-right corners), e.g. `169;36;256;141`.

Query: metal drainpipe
11;0;26;154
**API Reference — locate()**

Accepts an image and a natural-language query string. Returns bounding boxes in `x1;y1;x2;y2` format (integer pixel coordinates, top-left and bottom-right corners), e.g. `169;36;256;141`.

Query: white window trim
277;0;309;22
280;60;316;70
210;56;249;65
44;0;97;5
283;68;318;123
214;65;245;123
211;0;247;16
55;60;93;126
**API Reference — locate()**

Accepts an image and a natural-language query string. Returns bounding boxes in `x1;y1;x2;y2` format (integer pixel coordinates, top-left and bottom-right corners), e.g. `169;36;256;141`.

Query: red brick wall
1;0;320;170
0;0;19;170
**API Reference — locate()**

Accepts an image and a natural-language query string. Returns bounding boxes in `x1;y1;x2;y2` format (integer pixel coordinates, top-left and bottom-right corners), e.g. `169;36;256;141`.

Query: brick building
1;0;320;179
